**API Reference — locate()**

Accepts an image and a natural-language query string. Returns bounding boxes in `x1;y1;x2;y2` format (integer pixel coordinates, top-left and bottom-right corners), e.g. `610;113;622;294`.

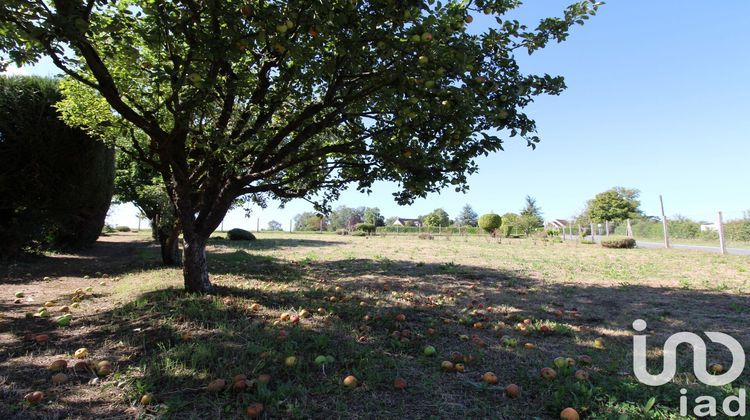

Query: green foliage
363;208;385;227
455;204;478;227
587;188;641;222
355;223;376;234
0;76;114;257
422;208;450;227
518;196;544;235
478;213;502;233
267;220;283;231
601;237;637;249
0;0;602;289
294;212;327;231
329;206;363;230
724;220;750;242
227;228;256;241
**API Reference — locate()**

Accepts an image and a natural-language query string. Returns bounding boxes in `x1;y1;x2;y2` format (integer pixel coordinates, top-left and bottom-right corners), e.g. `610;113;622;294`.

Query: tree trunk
183;235;212;293
156;222;182;266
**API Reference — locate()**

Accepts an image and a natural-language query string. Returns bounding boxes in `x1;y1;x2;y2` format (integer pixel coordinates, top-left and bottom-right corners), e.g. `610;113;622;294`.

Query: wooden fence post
718;211;727;255
659;194;670;249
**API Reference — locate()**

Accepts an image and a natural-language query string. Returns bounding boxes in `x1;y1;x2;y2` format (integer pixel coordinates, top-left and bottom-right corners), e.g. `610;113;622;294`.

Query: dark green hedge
0;76;114;257
601;237;637;249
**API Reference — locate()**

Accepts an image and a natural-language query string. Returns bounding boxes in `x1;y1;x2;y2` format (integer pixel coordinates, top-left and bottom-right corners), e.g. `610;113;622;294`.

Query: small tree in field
422;208;450;227
455;204;478;227
478;213;502;233
0;0;601;291
267;220;283;231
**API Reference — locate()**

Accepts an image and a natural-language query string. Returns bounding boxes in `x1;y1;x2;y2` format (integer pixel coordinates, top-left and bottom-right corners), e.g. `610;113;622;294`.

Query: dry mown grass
1;232;749;419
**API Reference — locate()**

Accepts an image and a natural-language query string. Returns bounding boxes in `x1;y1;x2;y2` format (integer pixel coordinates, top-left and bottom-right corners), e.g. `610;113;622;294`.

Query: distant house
700;223;718;232
393;217;422;227
545;219;570;230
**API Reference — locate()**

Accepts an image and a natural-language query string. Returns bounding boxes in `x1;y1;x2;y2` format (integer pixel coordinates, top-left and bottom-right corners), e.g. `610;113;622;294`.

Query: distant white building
700;223;718;232
392;217;422;227
545;219;570;230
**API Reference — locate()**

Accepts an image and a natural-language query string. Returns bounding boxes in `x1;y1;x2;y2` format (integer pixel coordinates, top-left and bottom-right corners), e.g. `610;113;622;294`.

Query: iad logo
632;319;747;417
632;319;745;386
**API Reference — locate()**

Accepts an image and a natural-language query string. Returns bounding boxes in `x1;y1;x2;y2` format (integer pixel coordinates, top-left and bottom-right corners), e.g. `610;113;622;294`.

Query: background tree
455;204;479;227
478;213;502;233
113;151;182;265
587;189;640;222
0;0;601;291
519;195;544;235
363;207;385;227
422;208;450;227
0;76;114;257
294;212;327;231
267;220;283;231
501;212;520;236
384;216;398;226
329;206;364;230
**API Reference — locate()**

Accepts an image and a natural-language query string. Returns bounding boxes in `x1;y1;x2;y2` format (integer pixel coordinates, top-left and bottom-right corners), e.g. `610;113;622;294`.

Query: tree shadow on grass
209;237;347;251
3;248;750;418
0;237;162;286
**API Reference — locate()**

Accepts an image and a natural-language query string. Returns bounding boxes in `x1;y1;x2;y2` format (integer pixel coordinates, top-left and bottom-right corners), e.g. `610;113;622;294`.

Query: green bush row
601;237;637;249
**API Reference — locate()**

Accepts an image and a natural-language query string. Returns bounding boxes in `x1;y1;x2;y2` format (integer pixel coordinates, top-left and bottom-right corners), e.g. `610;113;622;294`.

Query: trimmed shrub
478;213;502;233
115;226;131;232
227;228;256;241
355;223;376;234
601;237;636;249
336;229;349;235
0;76;114;257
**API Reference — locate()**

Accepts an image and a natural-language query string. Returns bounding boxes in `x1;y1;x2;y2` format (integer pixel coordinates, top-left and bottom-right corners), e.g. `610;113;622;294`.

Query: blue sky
6;1;750;229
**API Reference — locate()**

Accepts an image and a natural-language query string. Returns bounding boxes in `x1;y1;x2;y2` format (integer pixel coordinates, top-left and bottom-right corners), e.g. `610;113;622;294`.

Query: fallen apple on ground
393;377;407;390
49;359;68;372
257;374;272;384
560;407;580;420
140;393;153;405
343;375;358;388
540;367;557;380
51;373;68;385
246;403;264;418
505;383;520;398
96;360;113;376
481;372;498;385
593;338;605;349
207;379;225;392
24;391;44;404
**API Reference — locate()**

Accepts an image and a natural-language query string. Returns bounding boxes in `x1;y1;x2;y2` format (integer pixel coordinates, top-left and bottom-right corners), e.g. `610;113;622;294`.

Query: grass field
2;232;749;419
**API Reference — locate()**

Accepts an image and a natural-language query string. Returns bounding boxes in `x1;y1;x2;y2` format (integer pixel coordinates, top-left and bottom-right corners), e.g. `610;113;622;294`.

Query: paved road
634;240;750;255
563;236;750;256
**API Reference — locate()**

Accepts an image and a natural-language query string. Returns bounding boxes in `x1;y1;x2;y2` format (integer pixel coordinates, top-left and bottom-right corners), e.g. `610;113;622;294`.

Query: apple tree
0;0;601;292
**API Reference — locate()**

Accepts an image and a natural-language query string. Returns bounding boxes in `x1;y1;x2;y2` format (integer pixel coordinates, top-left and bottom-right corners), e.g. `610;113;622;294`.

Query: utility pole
257;218;260;233
659;194;670;249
